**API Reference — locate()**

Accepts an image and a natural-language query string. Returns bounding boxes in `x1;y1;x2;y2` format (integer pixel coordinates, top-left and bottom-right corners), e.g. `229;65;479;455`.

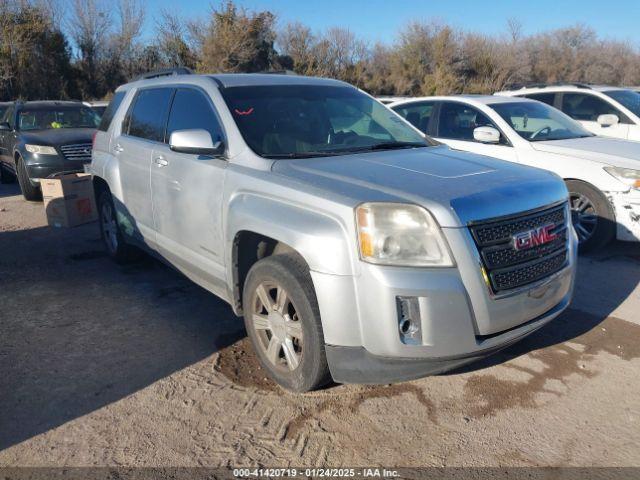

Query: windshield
603;89;640;118
18;107;100;131
490;101;593;142
221;85;428;158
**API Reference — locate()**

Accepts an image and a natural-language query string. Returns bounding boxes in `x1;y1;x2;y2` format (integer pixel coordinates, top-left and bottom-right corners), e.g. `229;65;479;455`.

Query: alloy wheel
570;192;598;243
101;201;118;254
250;281;303;372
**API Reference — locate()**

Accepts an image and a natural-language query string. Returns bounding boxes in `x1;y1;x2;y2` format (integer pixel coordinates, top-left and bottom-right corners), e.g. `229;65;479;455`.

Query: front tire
97;190;137;264
16;157;41;201
566;180;615;253
243;254;331;392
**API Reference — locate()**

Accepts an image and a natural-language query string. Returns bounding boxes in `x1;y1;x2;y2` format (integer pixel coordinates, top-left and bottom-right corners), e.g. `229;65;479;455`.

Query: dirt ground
1;181;639;468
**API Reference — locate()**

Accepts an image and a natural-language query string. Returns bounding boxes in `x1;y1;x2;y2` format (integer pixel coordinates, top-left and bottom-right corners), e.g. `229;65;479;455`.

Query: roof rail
135;67;193;81
505;81;592;90
259;70;297;75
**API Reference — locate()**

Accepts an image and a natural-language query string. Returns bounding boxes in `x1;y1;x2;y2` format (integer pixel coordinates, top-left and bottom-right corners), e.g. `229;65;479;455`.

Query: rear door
432;101;518;162
114;87;174;244
150;87;228;293
560;92;630;139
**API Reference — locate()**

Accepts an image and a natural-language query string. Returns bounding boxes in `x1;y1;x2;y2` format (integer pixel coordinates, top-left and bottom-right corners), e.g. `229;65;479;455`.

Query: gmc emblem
513;223;557;251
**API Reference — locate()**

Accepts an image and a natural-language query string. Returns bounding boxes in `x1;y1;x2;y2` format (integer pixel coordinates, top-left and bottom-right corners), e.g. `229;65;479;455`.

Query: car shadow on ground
451;240;640;374
0;222;244;451
0;181;20;198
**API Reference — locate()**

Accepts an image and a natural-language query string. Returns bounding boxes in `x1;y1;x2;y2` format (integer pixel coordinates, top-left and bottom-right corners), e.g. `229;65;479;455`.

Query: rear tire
97;189;138;264
16;157;41;201
243;254;331;392
566;180;615;253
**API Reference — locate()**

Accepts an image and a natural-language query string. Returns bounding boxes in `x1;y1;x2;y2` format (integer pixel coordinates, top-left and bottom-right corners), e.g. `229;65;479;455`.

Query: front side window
166;88;223;144
437;102;504;143
17;106;100;131
491;101;593;142
561;93;627;123
127;88;174;142
602;89;640;119
392;101;436;133
221;85;428;158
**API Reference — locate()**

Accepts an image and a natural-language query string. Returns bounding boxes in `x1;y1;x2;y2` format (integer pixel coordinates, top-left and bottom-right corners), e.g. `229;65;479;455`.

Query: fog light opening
399;318;412;335
396;296;422;345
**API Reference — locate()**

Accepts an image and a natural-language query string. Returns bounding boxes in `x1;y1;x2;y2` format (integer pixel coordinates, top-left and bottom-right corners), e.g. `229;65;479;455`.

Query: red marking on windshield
234;108;254;116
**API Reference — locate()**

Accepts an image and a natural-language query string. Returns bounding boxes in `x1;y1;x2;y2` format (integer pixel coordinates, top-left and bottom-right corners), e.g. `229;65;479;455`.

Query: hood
532;136;640;170
272;145;567;227
19;128;96;147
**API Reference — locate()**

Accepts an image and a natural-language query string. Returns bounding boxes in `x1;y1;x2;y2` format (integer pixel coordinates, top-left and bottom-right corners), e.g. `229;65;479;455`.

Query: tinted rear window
127;88;174;142
98;92;126;132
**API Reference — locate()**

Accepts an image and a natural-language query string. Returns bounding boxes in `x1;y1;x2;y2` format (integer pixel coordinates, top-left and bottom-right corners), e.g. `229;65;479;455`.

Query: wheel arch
226;194;357;315
563;177;616;219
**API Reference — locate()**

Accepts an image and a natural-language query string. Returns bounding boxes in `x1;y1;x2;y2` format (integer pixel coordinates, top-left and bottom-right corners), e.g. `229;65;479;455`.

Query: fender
225;192;358;278
91;147;124;202
225;193;364;346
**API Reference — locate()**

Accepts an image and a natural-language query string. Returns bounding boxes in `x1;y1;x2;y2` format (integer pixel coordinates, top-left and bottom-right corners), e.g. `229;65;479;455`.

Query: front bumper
311;210;578;384
23;152;89;182
326;292;570;384
609;190;640;242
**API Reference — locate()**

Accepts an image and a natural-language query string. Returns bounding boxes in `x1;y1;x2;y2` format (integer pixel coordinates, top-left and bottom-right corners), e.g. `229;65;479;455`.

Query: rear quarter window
98;91;126;132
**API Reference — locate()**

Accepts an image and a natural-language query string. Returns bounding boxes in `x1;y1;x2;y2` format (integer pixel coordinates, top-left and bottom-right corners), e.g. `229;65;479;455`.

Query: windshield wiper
262;152;338;159
334;141;427;153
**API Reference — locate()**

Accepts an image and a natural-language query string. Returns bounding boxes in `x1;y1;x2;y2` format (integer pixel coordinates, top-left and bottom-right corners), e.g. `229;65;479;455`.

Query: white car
495;84;640;141
377;96;412;105
389;95;640;251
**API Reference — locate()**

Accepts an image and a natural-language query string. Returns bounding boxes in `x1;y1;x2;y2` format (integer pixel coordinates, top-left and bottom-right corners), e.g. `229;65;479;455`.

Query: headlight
604;166;640;190
355;202;454;267
25;144;58;155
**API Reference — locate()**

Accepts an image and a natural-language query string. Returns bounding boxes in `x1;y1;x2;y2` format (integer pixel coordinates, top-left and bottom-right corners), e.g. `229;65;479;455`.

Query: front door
561;92;630;139
433;102;518;162
150;87;228;293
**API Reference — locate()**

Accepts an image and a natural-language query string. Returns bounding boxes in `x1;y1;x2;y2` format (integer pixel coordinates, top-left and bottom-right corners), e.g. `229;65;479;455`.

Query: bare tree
155;9;198;69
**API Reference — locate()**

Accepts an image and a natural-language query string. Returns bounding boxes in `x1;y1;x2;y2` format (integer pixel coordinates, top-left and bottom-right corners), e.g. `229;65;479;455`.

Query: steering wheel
530;126;551;140
334;131;359;145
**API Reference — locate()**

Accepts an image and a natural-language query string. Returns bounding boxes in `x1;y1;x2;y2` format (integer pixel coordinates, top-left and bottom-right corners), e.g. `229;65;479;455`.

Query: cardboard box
41;173;98;228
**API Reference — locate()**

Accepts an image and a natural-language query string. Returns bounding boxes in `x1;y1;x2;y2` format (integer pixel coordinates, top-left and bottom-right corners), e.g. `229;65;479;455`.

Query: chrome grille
60;143;92;162
469;203;569;293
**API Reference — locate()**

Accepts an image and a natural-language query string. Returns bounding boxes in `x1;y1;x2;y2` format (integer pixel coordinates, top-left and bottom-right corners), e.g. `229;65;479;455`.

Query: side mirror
597;114;619;127
473;126;501;144
0;122;11;131
169;129;225;156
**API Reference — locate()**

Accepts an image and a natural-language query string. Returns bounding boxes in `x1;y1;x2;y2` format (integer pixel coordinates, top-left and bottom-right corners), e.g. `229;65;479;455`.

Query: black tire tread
16;157;41;201
97;190;139;264
243;253;331;392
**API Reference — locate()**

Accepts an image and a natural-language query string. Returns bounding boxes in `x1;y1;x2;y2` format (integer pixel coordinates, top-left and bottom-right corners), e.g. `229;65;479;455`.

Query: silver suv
90;70;578;392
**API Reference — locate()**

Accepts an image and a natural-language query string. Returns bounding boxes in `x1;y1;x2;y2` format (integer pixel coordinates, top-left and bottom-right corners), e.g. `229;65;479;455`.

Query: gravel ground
0;181;639;467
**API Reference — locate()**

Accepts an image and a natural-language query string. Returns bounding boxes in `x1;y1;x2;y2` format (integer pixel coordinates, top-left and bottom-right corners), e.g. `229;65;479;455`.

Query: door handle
113;143;124;153
154;155;168;167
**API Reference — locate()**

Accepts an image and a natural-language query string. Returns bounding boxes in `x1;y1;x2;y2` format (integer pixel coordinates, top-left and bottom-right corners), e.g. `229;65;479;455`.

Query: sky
147;0;640;46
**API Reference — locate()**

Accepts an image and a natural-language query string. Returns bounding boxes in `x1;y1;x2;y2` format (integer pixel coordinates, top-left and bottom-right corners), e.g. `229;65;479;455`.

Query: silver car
90;70;577;392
